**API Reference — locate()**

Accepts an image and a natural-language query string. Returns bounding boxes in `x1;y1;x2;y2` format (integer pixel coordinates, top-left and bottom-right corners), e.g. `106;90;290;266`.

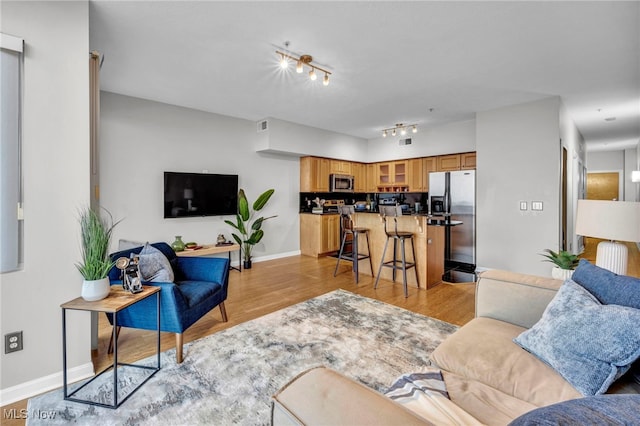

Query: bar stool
374;205;418;297
333;205;373;284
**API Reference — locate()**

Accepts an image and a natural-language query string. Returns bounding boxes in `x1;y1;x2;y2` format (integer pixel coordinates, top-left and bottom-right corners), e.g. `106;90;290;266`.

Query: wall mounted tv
164;172;238;218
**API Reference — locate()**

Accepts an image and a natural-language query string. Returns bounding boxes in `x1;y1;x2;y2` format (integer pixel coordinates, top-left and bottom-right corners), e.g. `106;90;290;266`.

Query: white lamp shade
183;189;194;199
632;170;640;183
576;199;640;242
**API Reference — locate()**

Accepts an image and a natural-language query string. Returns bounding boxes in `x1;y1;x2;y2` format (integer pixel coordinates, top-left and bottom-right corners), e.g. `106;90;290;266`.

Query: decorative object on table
540;248;580;280
224;188;276;269
171;235;185;252
115;255;143;294
575;199;640;275
216;234;226;245
184;241;199;250
76;207;120;301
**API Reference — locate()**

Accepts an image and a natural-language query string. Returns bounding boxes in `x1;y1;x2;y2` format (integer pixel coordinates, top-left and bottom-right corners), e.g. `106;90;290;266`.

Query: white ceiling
89;1;640;152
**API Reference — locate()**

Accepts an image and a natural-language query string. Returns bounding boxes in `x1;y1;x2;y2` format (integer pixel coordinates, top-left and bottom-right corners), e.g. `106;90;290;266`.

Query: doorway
586;172;620;200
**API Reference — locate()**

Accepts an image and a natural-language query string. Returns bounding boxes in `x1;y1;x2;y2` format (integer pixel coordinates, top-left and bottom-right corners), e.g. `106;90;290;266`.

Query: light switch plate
519;201;528;211
532;201;543;211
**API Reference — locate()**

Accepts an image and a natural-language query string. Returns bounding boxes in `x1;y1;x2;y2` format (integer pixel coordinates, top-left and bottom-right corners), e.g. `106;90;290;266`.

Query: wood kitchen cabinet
300;214;340;257
436;153;476;172
352;162;367;193
427;225;445;288
377;160;408;192
424;156;437;191
300;156;330;192
461;152;476;170
437;154;462;171
408;158;425;192
366;163;378;192
330;159;352;175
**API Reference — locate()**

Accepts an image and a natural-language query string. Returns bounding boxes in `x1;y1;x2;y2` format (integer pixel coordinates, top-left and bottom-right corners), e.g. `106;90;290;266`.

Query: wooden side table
61;285;161;409
176;243;242;272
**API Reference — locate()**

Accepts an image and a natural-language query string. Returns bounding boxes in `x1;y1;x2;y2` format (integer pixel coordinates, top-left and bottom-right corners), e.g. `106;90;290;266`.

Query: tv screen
164;172;238;218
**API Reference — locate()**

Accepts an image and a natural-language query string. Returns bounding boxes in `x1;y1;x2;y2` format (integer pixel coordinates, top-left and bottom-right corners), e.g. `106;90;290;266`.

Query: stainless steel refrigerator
428;170;476;282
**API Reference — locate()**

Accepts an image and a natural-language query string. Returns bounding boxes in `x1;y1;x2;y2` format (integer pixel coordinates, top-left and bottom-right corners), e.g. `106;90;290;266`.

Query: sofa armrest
476;269;563;328
271;367;432;426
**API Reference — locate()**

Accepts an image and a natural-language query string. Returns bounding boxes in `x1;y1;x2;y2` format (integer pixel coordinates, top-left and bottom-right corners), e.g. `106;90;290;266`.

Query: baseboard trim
252;251;301;263
0;362;94;406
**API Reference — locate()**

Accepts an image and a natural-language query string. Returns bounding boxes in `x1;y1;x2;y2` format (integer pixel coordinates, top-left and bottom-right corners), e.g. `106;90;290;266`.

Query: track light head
383;130;387;138
276;50;332;87
412;125;417;133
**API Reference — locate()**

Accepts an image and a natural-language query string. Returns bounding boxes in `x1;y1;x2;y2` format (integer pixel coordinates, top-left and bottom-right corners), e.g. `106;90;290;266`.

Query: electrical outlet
5;331;23;353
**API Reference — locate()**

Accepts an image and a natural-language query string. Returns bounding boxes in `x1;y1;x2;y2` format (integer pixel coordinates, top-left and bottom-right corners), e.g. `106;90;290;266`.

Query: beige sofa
271;269;640;425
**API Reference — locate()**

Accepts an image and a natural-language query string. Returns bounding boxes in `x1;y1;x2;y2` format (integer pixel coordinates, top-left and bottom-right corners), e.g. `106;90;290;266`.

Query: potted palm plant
76;207;119;301
540;249;580;280
225;188;276;269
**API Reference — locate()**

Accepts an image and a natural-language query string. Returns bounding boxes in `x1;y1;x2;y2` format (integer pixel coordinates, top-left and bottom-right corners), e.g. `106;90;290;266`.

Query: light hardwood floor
4;241;639;425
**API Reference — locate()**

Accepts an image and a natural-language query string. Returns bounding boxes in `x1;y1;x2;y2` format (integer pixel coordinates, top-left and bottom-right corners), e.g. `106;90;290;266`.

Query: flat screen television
164;172;238;218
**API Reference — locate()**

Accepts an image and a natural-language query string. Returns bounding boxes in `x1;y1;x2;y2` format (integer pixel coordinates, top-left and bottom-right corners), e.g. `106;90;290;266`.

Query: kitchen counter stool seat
374;206;418;297
333;206;373;284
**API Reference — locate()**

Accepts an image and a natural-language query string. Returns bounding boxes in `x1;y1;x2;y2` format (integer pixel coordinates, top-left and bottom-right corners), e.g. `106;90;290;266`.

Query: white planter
551;267;574;281
81;277;111;301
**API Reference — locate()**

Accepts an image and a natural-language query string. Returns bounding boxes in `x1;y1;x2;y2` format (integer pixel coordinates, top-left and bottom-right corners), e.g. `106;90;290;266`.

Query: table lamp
575;199;640;275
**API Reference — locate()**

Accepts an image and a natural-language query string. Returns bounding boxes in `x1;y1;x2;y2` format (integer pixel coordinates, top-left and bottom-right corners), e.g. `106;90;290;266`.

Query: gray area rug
28;289;457;425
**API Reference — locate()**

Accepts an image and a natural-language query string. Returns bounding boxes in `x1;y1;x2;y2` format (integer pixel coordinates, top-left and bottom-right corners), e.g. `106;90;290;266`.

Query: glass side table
61;285;161;409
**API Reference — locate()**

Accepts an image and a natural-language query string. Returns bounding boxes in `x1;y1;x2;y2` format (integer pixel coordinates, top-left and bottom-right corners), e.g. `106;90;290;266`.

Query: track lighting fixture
381;123;418;138
276;50;332;86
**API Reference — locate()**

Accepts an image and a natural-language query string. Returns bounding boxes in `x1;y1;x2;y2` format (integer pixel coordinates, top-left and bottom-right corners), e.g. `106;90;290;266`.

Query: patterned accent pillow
514;279;640;396
385;369;483;425
138;242;174;282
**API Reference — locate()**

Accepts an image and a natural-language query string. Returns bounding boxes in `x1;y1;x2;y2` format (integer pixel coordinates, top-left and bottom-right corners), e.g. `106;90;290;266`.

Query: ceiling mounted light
381;123;419;138
276;50;332;86
279;54;289;70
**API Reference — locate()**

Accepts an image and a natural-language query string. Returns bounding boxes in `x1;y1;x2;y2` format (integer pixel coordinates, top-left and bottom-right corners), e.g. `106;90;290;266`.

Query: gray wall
100;93;301;261
476;97;562;276
1;0;93;400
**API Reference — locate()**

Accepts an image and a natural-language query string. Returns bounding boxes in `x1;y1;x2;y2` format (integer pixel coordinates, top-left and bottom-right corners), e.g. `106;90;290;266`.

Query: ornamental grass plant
76;207;120;280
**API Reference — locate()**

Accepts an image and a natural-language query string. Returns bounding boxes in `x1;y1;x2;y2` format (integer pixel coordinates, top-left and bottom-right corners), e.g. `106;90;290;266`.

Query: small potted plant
540;249;580;280
76;207;119;301
225;188;276;269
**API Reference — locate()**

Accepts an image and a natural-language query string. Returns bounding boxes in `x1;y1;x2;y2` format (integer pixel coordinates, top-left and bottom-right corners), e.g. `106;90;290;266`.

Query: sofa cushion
430;317;581;408
513;279;640;396
508;394;640;426
177;280;222;308
139;242;174;282
571;259;640;309
442;371;540;426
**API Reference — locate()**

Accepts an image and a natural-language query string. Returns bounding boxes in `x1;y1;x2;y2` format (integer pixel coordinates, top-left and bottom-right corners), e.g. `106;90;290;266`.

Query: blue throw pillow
513;279;640;396
508;394;640;426
572;259;640;309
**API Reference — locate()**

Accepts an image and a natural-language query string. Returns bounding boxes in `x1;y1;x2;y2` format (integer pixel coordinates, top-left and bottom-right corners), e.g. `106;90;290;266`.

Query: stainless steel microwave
330;174;355;193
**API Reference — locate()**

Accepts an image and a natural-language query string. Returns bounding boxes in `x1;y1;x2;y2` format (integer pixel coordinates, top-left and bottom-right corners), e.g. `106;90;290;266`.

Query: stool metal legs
334;229;372;284
374;235;418;297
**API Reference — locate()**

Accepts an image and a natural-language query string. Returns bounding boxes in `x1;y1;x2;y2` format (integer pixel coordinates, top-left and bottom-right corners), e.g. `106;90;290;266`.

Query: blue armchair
107;242;230;363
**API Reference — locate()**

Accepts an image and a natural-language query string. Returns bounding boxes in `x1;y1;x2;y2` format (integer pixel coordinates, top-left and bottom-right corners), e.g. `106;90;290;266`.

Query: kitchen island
299;211;451;289
350;213;445;289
